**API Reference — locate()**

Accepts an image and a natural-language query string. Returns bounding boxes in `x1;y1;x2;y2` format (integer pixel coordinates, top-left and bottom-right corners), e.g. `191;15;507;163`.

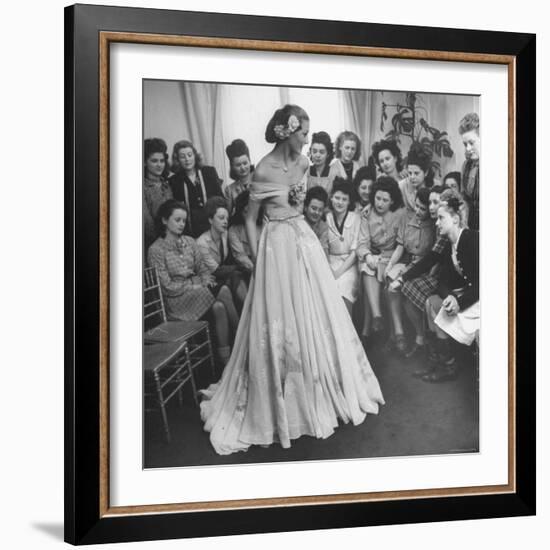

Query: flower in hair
273;114;301;141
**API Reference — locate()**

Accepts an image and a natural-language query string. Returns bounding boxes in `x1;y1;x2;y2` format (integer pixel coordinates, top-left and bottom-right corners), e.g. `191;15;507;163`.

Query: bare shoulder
252;157;273;183
298;154;309;172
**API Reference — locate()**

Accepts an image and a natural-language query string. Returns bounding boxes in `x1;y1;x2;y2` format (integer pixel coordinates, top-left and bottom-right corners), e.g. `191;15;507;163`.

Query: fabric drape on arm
179;82;227;186
341;90;375;164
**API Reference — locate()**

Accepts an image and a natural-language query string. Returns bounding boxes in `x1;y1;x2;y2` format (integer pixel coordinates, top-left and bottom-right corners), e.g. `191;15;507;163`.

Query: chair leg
185;344;199;406
153;371;171;443
205;325;216;378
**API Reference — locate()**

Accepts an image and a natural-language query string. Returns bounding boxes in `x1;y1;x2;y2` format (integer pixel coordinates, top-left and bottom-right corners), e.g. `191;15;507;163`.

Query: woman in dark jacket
422;190;479;382
168;139;223;237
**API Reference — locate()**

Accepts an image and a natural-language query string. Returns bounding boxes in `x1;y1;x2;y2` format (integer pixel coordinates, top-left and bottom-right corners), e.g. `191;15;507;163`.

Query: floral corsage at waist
288;179;307;207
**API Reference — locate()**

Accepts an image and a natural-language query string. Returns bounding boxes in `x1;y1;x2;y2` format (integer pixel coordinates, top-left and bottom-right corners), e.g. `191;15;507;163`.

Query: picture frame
64;3;536;545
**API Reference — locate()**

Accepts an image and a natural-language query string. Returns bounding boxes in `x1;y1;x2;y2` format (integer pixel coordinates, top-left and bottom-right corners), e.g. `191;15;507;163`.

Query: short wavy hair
309;131;334;164
368;176;404;212
439;188;464;219
144;138;169;178
415;186;431;208
406;142;432;173
371;139;403;172
443;171;462;192
171;139;203;173
205;196;228;220
154;199;188;238
304;185;329;208
265;104;309;144
458;112;479;135
353;164;376;190
334;130;362;161
330;177;355;211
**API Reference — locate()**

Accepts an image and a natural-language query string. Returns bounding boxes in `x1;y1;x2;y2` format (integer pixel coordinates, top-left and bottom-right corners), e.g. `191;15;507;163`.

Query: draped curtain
340;90;376;164
143;82;479;186
178;82;227;181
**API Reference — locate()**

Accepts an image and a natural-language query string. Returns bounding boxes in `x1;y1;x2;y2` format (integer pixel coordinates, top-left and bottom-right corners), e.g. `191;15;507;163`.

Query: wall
2;1;546;549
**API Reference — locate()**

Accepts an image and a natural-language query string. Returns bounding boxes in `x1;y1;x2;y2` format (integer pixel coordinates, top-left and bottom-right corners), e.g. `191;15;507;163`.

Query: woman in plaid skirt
388;185;449;363
147;199;238;365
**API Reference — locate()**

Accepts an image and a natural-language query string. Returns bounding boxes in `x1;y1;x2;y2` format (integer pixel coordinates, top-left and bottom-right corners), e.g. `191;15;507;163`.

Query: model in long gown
200;178;384;455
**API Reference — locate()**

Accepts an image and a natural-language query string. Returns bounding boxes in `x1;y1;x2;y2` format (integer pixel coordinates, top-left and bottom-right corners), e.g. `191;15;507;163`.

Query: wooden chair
143;267;216;442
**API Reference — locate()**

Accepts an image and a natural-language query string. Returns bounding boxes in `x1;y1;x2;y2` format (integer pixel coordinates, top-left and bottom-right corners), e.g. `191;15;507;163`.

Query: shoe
395;334;408;354
412;363;435;378
405;342;426;360
422;364;459;383
372;316;384;332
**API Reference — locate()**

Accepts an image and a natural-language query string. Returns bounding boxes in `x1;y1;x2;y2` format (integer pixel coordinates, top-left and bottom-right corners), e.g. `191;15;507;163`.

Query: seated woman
371;139;404;182
326;178;361;316
168;139;223;238
329;131;362;184
303;185;329;257
224;139;254;216
443;171;469;228
385;187;436;353
306;131;335;193
227;190;264;274
353;164;376;218
147;199;237;365
388;185;449;366
356;176;405;334
423;190;479;382
143;138;172;253
398;142;436;214
197;196;248;311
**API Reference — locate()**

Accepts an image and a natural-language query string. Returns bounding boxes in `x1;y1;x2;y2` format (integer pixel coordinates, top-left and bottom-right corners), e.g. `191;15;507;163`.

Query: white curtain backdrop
143;81;479;187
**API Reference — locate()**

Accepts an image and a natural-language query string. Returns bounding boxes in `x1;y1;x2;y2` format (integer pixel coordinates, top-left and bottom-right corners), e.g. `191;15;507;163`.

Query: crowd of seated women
143;112;480;382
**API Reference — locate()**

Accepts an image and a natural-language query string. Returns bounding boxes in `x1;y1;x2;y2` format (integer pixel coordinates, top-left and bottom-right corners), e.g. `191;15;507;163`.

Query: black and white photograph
142;80;480;469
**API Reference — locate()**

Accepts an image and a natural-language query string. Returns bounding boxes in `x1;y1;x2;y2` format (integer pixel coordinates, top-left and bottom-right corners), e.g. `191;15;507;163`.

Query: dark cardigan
401;229;479;310
437;229;479;310
169;165;223;237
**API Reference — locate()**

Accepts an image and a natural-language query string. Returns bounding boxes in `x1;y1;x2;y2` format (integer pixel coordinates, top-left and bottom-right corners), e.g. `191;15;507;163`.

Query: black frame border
65;3;536;545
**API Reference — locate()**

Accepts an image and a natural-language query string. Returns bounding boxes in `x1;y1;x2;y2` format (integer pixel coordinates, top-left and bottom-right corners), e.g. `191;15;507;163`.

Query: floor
143;340;479;469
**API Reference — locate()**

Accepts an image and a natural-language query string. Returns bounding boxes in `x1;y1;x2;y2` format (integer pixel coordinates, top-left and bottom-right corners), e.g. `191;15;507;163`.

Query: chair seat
143;340;187;372
144;320;208;345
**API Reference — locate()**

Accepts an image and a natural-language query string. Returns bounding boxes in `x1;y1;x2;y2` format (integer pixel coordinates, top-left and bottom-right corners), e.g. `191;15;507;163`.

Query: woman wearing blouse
398;142;436;214
306;131;335;193
143;138;173;253
386;187;435;354
353;165;376;218
330;131;362;184
356;176;405;334
168;139;223;238
326;178;361;316
389;185;449;366
371;139;404;182
223;139;253;217
197;196;248;311
147;200;237;365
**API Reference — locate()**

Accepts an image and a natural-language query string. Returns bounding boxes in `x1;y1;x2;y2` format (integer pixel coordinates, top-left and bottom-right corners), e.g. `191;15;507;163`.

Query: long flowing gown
200;179;384;455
